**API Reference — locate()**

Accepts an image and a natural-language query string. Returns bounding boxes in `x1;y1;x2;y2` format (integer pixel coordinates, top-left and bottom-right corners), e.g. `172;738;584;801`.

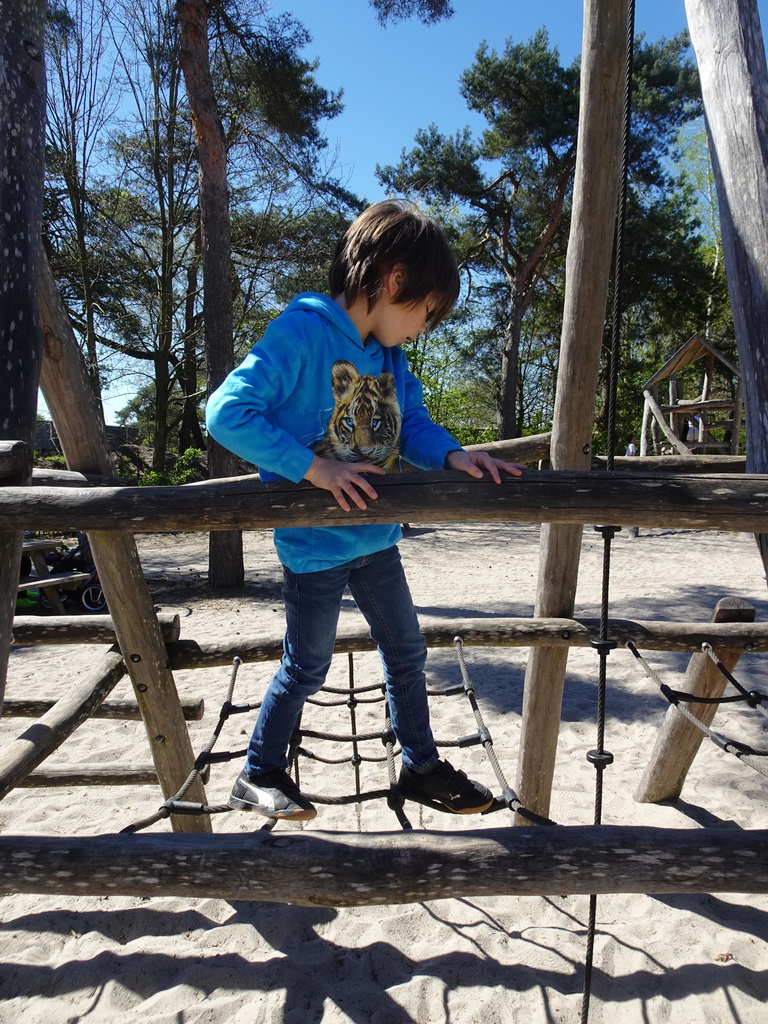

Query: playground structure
1;0;768;916
640;334;744;457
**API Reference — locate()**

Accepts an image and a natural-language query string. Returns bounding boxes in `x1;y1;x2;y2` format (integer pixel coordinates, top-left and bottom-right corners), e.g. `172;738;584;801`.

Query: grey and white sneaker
229;767;317;821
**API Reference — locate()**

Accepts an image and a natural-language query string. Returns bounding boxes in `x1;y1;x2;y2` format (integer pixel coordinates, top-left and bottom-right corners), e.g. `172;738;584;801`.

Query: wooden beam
592;454;745;473
0;441;33;483
11;612;180;646
164;617;768;670
2;697;203;721
465;432;551;463
18;764;159;787
1;470;767;533
635;598;756;803
31;468;132;487
0;649;126;800
0;826;766;903
37;252;210;833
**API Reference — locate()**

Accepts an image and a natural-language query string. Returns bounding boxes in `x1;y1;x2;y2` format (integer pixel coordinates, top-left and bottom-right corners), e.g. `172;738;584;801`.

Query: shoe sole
405;792;494;815
228;793;317;821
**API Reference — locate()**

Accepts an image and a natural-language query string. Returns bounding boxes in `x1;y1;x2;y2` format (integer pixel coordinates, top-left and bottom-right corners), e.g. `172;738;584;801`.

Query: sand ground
1;523;767;1023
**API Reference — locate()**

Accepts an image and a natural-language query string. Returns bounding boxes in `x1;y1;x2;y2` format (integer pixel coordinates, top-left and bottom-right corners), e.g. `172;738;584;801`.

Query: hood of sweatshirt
282;292;369;351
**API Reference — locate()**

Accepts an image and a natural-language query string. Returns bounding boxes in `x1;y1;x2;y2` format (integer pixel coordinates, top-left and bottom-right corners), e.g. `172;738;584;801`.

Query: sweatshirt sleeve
205;323;316;483
398;361;463;470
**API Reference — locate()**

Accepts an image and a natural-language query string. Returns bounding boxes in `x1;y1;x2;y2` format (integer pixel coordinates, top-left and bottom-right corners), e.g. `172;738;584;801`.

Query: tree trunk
0;0;47;709
497;297;525;439
177;0;243;588
178;219;204;452
684;0;768;581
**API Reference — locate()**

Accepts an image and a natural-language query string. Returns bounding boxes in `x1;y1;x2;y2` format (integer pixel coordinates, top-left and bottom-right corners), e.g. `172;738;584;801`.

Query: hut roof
645;334;740;387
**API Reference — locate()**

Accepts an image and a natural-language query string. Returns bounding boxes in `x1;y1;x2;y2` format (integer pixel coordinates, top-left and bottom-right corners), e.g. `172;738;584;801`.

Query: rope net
121;640;555;834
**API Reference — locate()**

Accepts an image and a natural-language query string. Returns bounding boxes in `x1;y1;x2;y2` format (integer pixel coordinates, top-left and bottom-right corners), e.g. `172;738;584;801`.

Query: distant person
625;434;639;538
207;199;523;821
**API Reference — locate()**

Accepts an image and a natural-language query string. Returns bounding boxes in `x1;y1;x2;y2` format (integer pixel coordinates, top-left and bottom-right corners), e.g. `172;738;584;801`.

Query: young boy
206;199;522;821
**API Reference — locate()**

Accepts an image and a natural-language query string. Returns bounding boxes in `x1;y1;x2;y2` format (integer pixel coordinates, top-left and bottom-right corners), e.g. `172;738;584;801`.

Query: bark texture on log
163;616;768;670
2;471;766;533
0;827;765;903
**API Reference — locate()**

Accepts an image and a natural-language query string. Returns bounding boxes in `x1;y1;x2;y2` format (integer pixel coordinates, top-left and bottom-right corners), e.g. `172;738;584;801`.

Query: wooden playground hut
640;333;744;457
1;0;768;916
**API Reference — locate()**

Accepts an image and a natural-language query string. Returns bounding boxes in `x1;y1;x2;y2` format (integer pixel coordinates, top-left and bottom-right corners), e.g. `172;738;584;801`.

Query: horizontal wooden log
463;432;552;462
0;826;765;903
17;571;91;592
0;440;32;483
1;470;768;533
0;648;125;800
166;616;768;670
592;455;746;473
11;612;181;645
659;399;735;413
31;468;132;487
17;764;158;786
2;697;203;721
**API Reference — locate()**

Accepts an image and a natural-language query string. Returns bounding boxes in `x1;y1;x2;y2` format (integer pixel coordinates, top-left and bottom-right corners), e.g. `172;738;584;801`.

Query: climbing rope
626;639;768;778
582;2;636;1019
121;643;554;834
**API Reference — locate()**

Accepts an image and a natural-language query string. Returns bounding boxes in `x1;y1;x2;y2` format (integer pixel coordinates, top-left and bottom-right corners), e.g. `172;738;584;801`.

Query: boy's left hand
445;449;524;484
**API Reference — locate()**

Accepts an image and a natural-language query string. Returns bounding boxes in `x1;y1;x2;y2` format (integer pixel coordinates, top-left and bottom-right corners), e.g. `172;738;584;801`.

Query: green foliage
44;0;360;467
139;447;204;486
380;29;712;442
371;0;454;25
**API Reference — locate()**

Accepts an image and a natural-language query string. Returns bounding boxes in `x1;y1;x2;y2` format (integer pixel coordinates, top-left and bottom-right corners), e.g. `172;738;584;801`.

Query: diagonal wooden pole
37;253;210;833
514;0;629;822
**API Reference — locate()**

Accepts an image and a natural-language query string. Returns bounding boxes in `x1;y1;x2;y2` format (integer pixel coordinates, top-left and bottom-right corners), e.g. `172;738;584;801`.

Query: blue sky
271;0;736;202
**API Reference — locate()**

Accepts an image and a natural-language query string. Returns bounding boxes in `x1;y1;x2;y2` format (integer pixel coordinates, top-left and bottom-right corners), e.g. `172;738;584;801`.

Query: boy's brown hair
328;199;460;328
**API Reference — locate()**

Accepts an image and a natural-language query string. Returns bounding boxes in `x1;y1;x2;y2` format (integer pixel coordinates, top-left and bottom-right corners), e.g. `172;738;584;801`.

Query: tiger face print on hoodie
311;359;401;471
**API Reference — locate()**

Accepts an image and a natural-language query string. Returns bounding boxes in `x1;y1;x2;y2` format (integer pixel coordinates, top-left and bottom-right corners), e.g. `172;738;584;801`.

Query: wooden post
0;827;767;903
685;0;768;577
515;0;630;821
634;597;756;803
37;252;211;832
0;1;47;711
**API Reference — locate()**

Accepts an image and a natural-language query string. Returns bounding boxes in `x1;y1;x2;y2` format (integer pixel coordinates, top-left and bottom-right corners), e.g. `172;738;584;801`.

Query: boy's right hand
304;455;386;512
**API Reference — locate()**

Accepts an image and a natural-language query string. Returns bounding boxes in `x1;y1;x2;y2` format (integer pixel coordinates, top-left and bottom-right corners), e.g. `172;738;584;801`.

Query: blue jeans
245;544;438;775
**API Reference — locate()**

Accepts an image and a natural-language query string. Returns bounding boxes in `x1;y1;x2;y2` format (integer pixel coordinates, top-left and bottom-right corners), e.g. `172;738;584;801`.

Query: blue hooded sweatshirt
206;293;462;572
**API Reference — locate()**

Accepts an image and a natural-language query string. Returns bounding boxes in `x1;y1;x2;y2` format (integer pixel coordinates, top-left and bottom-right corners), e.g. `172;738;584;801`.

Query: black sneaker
229;768;317;821
398;759;493;814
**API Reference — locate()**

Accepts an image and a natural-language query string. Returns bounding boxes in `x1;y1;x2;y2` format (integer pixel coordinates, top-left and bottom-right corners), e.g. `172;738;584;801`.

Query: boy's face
370;294;433;348
370;266;434;348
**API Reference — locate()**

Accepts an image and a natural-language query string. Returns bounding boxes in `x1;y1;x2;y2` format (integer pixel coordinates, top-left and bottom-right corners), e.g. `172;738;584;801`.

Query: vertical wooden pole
685;0;768;577
634;597;756;803
0;0;47;711
515;0;629;821
38;254;211;833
